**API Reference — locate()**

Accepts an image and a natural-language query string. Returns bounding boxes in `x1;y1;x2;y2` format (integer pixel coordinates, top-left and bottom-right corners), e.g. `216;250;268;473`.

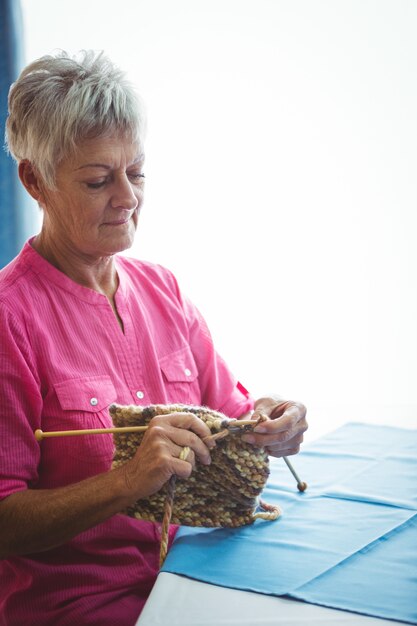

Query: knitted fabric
110;403;280;528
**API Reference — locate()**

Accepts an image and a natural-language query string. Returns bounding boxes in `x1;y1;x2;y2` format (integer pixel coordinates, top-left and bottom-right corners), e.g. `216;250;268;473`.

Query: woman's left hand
241;395;308;457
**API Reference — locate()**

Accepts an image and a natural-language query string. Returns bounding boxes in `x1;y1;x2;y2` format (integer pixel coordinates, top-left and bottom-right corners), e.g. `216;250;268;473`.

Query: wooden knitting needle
34;420;258;442
34;424;307;492
34;425;148;441
283;456;307;491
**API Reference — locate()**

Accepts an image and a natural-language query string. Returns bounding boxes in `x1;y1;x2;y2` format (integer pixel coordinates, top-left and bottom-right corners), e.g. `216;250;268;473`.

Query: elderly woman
0;51;307;625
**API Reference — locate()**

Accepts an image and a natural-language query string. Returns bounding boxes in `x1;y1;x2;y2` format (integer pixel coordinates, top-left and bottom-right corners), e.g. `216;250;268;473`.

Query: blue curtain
0;0;38;268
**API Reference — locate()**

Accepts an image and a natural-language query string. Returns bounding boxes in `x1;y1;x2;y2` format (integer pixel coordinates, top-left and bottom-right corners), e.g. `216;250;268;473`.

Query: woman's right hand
119;412;215;501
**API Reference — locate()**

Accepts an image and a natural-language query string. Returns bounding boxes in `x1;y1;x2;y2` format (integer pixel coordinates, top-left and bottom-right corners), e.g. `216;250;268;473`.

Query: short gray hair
5;50;146;188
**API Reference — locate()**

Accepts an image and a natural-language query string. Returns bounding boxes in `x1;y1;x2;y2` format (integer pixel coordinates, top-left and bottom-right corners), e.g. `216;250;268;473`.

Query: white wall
21;0;417;440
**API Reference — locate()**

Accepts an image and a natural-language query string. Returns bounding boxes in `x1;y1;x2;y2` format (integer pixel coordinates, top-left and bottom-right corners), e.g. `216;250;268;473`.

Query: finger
253;405;305;434
168;428;211;466
150;416;212;465
153;412;215;447
242;428;305;449
252;396;288;420
266;443;302;457
253;398;307;421
170;456;194;479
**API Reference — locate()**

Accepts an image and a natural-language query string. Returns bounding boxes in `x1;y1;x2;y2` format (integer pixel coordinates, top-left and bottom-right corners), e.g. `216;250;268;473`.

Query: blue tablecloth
162;423;417;624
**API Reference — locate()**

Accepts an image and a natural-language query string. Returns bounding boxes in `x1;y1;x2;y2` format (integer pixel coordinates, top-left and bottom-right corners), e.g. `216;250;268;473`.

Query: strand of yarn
252;498;281;521
159;474;177;567
159;445;191;567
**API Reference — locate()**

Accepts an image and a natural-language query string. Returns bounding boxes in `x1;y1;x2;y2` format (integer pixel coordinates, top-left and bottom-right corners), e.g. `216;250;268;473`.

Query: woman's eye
86;180;107;189
129;173;145;183
84;173;144;189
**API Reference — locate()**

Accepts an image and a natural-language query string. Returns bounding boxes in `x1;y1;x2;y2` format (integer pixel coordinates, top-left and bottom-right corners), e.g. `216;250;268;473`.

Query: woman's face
39;134;145;258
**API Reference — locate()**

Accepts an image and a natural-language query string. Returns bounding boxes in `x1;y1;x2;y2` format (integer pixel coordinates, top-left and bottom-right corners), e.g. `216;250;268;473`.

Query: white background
21;0;417;441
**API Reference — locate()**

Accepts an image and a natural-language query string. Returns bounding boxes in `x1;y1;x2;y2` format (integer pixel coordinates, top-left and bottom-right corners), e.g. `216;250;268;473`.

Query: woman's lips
104;218;130;225
103;213;135;226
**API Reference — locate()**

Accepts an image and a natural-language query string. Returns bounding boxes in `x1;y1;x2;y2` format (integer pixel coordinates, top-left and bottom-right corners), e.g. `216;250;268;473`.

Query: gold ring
179;446;191;461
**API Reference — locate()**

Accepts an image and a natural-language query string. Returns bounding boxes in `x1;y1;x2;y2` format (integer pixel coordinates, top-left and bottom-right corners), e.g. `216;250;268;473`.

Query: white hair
5;50;146;188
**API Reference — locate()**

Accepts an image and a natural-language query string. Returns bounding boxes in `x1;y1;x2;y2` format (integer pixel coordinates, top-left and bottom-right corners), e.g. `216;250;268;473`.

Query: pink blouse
0;240;253;625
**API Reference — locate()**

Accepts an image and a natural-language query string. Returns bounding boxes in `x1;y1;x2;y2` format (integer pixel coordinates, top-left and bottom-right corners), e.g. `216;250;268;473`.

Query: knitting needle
34;424;307;491
283;456;307;491
34;425;148;441
34;420;258;442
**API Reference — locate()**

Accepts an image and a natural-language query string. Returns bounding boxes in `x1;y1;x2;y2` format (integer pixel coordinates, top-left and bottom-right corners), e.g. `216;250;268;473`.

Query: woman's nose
111;175;140;210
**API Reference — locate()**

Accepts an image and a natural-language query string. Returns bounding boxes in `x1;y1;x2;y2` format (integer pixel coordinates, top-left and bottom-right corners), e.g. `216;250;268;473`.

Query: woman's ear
18;160;47;204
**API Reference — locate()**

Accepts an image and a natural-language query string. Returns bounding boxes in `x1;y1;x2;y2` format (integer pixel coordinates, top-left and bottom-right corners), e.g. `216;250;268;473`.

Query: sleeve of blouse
179;291;255;418
0;305;42;500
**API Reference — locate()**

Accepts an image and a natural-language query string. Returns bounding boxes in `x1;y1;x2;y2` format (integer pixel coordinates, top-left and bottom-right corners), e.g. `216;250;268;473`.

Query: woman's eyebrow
76;163;111;171
76;156;145;171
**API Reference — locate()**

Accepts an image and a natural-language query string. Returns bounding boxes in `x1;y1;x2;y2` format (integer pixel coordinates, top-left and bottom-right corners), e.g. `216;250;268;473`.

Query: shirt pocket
51;375;117;463
159;345;200;404
55;376;116;423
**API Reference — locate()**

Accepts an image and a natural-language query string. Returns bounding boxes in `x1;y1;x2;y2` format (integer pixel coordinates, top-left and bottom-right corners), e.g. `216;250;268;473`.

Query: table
136;422;417;625
137;572;404;625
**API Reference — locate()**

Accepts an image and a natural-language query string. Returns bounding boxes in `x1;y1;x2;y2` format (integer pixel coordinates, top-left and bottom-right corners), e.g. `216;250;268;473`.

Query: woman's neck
32;232;119;300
